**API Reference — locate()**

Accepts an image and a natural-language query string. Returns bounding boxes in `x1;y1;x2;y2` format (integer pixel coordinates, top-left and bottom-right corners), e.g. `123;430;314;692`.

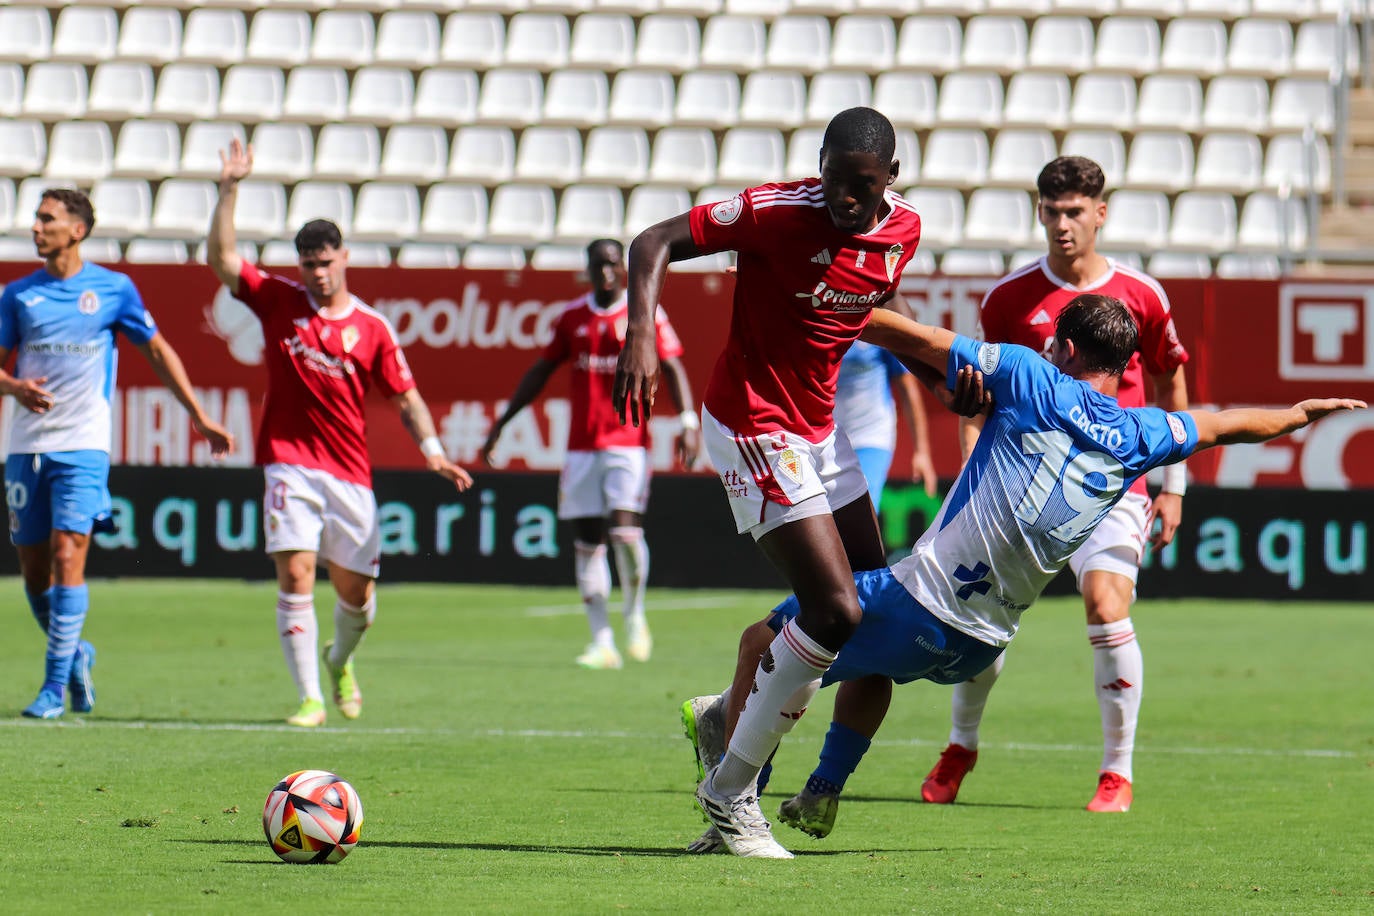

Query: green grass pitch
1;579;1370;913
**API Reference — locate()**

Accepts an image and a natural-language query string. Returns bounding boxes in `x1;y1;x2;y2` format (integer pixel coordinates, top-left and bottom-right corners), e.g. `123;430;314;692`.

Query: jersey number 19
1014;430;1124;543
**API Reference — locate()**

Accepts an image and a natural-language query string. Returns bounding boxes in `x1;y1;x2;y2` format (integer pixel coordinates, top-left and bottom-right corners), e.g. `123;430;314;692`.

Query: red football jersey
978;256;1190;495
542;291;684;451
235;262;416;486
690;180;923;442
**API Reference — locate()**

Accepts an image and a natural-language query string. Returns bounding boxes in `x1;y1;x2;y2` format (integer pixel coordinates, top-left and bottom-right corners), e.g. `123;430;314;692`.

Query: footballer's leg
1082;568;1140;813
325;567;374;720
606;449;652;662
275;551;325;727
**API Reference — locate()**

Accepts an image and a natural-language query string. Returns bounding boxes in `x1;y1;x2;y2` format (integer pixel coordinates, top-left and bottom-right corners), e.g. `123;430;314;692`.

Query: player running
208;139;473;727
686;296;1362;856
1;187;233;719
480;238;698;669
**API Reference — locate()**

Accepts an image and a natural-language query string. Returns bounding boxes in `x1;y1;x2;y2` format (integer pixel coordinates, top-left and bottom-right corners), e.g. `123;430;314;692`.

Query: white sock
276;591;322;703
949;653;1005;750
329;595;376;668
609;526;649;626
1089;618;1142;781
712;620;834;796
575;540;614;650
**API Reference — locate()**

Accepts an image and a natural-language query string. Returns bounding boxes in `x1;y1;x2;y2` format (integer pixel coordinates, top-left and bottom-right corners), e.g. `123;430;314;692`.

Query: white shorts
557;447;650;520
263;463;380;578
702;405;869;539
1068;489;1150;587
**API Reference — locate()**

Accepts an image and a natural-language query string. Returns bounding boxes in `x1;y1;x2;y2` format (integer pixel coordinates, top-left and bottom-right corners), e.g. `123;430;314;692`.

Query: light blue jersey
833;340;907;452
0;263;156;455
892;335;1199;646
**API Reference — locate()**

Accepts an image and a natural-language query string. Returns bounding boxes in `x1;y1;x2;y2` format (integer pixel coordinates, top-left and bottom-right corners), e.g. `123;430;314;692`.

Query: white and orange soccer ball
263;769;364;864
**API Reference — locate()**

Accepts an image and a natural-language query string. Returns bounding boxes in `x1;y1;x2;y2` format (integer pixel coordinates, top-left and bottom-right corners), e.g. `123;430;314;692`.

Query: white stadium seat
700;15;766;72
896;16;962;72
1003;73;1070;129
1264;133;1331;193
414;69;479;126
514;126;583;186
234;180;290;242
124;239;189;265
1293;20;1356;79
420;183;489;242
922;129;989;187
0;120;45;178
530;244;590;271
246;9;311;67
87;63;154;121
740;71;805;128
582;126;649;184
830;16;896;73
1101;189;1170;251
936;72;1003;128
894;129;921;183
765;16;831;74
608;69;675;128
89;178;151;238
14;178;63;233
154;64;220;122
259;241;302;268
569;13;635;70
113;120;180;179
441;13;505;69
941;249;1006;276
505;13;569;71
962;15;1028;73
180;122;247;179
1148;251;1213;277
478;68;545;126
1193;133;1263;193
45;122;112;182
181;9;246;67
543;70;610;128
964;188;1034;248
1202;76;1270;132
1168;190;1237;252
487;183;556;243
1215;253;1281;279
554;184;625;243
52;6;117;64
1136;74;1202;131
462;244;527;270
249;122;315;182
288;181;354;236
375;11;439;67
717;127;785;186
624;186;690;237
219;65;285;123
1027;16;1094;73
314;124;381;182
312;11;378;67
341;243;392;268
1238;191;1307;251
283;67;348;123
635;14;701;72
806;72;871;126
1227;19;1292;77
1270;78;1334;133
1160;18;1227;76
874;72;937;129
988;129;1057;188
0;65;21;118
785;127;823;179
0;7;53;64
697;184;747;206
1061;130;1126;189
648;127;718;187
397;243;460;269
1125;131;1194;192
674;71;740;129
1185;0;1248;16
151;179;217;240
1071;73;1136;131
348;68;414;125
450;125;516;185
353;182;421;242
23;63;87;121
1093;17;1160;75
380;125;448;183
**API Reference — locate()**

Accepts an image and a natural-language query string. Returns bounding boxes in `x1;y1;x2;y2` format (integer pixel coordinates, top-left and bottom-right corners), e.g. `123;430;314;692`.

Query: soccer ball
262;769;364;864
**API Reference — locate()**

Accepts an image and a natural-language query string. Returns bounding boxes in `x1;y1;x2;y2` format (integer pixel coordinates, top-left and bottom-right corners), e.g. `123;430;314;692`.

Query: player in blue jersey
0;188;234;719
685;294;1362;857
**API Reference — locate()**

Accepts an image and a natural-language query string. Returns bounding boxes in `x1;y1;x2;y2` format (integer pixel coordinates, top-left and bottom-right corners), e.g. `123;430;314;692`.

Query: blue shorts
768;567;1004;687
5;451;113;545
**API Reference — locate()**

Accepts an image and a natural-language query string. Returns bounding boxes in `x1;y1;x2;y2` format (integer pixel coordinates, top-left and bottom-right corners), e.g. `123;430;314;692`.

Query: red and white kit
979;256;1190;578
234;262;416;573
689;180;923;535
542;291;684;517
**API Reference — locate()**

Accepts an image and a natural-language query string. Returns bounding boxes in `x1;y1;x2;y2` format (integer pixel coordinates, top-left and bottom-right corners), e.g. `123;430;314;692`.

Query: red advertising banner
1;263;1371;488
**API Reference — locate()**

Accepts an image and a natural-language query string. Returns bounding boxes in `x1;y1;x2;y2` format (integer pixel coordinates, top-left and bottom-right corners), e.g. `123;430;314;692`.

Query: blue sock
812;721;872;792
26;587;52;633
43;584;88;694
755;762;773;795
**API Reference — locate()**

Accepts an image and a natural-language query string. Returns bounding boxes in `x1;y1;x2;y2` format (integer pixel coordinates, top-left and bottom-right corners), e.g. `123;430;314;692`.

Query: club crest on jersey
341;325;360;353
977;343;1001;374
775;449;802;484
78;290;99;315
1167;413;1188;444
883;244;903;282
709;195;743;226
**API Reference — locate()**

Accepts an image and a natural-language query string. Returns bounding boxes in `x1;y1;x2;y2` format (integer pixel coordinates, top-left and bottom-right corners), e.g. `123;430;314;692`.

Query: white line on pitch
0;719;1358;760
524;596;746;617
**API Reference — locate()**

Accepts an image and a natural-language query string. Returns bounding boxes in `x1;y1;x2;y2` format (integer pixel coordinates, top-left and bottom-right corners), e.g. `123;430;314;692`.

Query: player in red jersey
614;107;925;857
480;239;698;670
927;156;1190;812
207;139;473;728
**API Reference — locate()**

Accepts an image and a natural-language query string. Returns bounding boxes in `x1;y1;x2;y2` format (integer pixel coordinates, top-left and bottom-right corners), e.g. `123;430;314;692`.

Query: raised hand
219;138;254;186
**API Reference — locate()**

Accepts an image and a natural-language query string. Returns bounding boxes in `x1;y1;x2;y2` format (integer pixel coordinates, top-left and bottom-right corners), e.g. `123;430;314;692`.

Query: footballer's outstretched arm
859;307;958;377
1188;399;1366;450
208;138;253;294
614;213;702;428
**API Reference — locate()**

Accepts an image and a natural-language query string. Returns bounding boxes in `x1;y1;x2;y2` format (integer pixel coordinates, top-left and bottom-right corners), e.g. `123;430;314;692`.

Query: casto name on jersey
795;281;887;312
1068;404;1125;450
